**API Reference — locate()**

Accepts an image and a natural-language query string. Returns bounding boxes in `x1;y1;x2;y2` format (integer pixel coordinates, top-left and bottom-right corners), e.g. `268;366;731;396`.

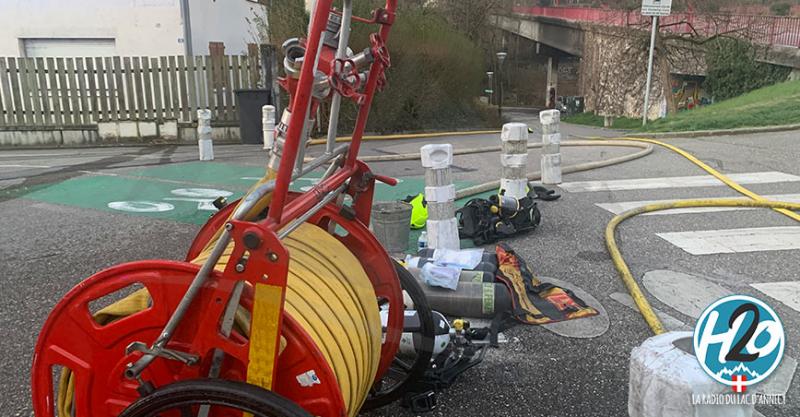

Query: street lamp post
496;52;508;120
486;71;495;107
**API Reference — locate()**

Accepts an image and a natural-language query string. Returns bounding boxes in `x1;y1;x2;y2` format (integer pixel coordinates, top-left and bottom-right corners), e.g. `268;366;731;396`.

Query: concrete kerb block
263;105;276;151
197;109;214;161
427;218;459;251
501;122;529;142
0;131;12;146
539;109;561;126
138;121;158;139
97;122;120;141
540;109;562;185
421;143;459;250
500;178;528;198
500;153;529;168
421;144;454;169
118;121;139;139
629;332;754;417
425;184;456;203
61;130;86;145
159;120;179;140
500;122;531;199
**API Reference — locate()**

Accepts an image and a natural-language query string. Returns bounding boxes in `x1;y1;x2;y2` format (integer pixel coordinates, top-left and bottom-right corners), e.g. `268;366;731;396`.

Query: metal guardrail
514;6;800;49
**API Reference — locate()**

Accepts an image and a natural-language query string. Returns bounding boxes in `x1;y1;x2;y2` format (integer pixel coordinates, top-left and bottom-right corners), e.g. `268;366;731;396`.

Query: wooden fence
0;54;260;128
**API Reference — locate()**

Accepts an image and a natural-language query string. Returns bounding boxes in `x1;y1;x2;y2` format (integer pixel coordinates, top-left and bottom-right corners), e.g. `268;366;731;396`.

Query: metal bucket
371;201;413;253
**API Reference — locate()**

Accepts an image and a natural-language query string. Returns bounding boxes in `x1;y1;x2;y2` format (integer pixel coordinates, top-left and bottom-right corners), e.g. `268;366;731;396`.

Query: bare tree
434;0;516;42
251;0;308;47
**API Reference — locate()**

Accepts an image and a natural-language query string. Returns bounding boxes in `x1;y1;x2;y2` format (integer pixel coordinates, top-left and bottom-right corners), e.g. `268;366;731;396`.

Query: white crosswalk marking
560;171;800;192
657;226;800;255
596;194;800;216
751;281;800;313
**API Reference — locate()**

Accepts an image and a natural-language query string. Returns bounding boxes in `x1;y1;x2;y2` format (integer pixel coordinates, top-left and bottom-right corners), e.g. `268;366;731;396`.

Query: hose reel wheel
362;261;435;410
118;379;313;417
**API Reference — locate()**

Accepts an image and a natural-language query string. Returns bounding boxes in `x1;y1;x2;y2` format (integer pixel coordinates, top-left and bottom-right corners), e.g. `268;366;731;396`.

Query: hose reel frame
32;1;407;416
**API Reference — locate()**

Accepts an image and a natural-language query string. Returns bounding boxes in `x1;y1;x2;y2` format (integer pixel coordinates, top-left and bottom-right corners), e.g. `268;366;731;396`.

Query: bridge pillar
546;57;559;109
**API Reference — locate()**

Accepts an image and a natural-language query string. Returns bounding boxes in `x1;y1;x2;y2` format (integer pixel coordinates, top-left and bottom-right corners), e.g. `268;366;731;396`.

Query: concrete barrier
421;144;460;250
197;109;214;161
540;109;562;185
0;126;98;147
629;332;755;417
262;105;277;152
500;122;530;199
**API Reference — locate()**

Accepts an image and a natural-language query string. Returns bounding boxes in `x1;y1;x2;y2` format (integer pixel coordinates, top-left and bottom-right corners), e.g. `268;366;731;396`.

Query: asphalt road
1;112;798;416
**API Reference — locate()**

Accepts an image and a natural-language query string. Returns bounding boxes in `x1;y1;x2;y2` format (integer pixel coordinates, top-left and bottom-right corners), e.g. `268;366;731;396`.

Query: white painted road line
560;171;800;192
0;153;64;158
657;226;800;255
751;281;800;313
632;270;798;397
609;292;691;332
596;194;800;216
642;270;731;319
0;164;53;169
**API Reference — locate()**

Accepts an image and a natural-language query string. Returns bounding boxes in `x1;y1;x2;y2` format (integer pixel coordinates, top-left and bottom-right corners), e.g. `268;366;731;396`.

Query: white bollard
197;109;214;161
262;105;276;152
540;109;562;185
421;144;459;251
629;332;755;417
500;123;530;199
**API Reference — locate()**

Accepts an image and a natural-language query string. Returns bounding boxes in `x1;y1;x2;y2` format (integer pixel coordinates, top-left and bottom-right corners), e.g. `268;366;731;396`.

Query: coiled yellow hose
191;169;383;414
195;223;382;416
61;182;381;417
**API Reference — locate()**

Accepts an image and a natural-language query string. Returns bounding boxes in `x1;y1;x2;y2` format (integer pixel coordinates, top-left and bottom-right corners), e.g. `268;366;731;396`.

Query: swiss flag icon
732;375;748;393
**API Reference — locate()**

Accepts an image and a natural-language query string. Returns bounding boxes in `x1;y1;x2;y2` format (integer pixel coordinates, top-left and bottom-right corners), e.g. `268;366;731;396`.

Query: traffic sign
641;0;672;16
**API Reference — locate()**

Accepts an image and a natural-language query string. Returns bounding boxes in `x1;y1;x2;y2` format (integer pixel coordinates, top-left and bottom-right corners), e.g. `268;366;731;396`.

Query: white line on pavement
751;281;800;313
657;226;800;255
79;170;119;176
560;171;800;192
0;153;63;158
642;270;731;319
0;164;53;169
596;194;800;216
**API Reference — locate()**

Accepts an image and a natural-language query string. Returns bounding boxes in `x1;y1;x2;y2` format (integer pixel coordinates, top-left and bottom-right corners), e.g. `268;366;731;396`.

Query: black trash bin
235;89;273;145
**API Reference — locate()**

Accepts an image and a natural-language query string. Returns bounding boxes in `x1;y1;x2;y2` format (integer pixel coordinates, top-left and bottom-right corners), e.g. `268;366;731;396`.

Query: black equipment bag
456;192;541;245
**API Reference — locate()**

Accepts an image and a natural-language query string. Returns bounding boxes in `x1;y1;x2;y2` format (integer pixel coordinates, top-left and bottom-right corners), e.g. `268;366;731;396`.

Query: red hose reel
31;1;404;416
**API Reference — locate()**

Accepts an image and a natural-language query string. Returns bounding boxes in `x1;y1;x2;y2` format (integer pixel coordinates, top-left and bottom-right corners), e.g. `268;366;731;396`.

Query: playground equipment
31;1;437;416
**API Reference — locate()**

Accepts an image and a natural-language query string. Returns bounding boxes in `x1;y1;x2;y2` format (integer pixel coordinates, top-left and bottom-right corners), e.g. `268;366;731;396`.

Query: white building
0;0;266;57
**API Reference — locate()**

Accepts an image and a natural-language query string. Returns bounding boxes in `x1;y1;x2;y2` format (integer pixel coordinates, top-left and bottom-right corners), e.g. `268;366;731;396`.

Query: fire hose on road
598;136;800;336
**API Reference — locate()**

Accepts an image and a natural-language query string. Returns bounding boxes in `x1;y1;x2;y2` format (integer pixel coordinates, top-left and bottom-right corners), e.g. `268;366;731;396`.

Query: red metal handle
373;174;398;186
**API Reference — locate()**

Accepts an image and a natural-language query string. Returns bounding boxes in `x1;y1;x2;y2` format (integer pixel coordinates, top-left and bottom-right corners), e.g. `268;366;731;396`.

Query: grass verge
562;112;642;130
564;80;800;133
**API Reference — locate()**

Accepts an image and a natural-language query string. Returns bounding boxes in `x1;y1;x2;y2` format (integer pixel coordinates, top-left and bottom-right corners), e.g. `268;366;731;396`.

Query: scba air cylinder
629;332;755;417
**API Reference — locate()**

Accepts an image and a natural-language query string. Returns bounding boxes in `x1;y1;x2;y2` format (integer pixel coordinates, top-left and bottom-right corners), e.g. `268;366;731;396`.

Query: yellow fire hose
59;128;795;415
194;223;382;415
606;199;800;335
599;137;800;335
326;131;800;338
59;168;381;417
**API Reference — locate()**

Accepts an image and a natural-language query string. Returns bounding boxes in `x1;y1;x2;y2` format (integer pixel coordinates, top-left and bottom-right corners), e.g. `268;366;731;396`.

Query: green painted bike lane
21;161;487;230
